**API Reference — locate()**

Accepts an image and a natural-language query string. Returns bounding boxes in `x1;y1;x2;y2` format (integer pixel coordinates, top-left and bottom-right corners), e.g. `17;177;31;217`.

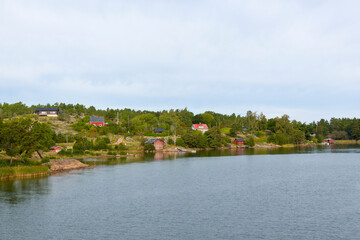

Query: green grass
0;166;49;179
255;137;268;143
220;128;231;134
335;140;358;144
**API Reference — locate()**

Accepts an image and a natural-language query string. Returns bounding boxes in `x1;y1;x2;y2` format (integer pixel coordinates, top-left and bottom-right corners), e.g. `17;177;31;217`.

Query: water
1;146;360;240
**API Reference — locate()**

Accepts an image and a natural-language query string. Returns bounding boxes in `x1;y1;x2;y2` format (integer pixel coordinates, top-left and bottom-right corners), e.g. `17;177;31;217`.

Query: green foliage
73;136;93;151
205;127;223;148
115;143;127;151
175;138;185;147
292;129;306;144
55;133;75;143
58;149;73;156
245;137;255;147
168;138;174;145
229;123;242;137
316;134;324;143
0;118;55;159
181;130;208;148
94;137;110;150
2;102;360;150
220;128;231;134
0;166;49;178
144;143;155;152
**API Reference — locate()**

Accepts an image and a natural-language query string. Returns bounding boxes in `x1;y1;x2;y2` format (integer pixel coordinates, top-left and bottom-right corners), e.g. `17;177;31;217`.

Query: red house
87;116;107;127
324;138;335;144
145;138;165;150
234;138;245;145
50;146;63;153
192;123;208;133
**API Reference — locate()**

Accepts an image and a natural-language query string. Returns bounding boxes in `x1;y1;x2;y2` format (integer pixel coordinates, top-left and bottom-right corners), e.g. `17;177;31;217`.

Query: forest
0;102;359;156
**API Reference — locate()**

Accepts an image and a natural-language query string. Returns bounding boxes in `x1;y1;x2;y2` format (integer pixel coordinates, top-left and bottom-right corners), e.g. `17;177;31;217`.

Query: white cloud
0;0;359;122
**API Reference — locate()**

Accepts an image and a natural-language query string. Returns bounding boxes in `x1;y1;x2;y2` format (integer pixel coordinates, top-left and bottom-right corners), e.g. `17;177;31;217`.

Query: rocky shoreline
42;159;89;172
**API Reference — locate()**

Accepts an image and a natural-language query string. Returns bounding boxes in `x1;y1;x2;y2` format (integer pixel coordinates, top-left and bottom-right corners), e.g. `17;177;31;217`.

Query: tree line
0;102;359;150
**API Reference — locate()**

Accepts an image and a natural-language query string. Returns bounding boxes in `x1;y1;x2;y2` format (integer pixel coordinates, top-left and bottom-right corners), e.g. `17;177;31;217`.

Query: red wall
87;122;106;127
154;140;164;150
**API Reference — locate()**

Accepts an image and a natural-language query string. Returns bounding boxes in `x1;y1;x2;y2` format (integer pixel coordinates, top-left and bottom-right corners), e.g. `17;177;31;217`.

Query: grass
0;166;49;180
220;128;231;134
335;140;358;144
255;137;268;143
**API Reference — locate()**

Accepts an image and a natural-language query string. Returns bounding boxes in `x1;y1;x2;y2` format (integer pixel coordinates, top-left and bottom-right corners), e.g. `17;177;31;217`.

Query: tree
0;118;55;161
229;122;242;137
205;127;223;148
144;143;155;152
292;129;306;145
352;120;360;143
27;121;56;158
202;113;215;127
245;137;255;147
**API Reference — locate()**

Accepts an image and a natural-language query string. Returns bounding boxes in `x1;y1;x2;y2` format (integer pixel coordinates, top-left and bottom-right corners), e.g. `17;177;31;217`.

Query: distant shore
1;141;358;181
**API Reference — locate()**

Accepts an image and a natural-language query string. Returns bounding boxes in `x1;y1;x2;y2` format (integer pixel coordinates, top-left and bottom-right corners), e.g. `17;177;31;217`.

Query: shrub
176;138;186;147
245;137;255;147
58;149;73;156
115;143;127;151
107;151;116;156
144;143;155;152
168;138;174;145
41;157;51;164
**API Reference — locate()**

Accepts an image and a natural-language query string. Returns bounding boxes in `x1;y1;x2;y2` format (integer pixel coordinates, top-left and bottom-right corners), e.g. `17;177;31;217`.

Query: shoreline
1;142;358;181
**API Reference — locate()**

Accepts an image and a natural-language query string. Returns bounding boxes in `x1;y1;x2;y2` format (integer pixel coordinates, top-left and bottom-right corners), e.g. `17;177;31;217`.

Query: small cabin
324;138;335;144
35;108;59;117
234;138;245;145
50;146;63;153
145;138;165;150
87;116;107;127
155;128;165;134
192;123;208;133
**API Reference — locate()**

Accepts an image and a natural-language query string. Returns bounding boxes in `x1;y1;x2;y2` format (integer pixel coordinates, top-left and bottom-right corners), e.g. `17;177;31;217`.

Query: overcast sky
0;0;359;122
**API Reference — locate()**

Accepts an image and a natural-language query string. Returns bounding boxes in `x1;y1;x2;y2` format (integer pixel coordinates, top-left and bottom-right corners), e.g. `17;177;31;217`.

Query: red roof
192;123;208;130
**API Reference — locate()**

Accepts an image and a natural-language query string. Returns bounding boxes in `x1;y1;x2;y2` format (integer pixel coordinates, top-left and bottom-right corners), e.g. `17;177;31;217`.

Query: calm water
1;145;360;240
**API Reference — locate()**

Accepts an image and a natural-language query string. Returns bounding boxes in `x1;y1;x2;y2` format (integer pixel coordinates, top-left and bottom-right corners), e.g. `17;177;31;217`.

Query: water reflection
1;145;358;206
82;145;360;166
0;177;50;204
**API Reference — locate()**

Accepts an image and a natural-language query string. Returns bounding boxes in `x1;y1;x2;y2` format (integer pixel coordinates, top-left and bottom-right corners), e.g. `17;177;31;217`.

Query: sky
0;0;359;122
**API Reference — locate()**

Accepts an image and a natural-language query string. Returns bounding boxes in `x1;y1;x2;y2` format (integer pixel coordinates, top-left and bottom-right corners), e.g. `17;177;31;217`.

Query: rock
125;137;133;141
42;159;88;172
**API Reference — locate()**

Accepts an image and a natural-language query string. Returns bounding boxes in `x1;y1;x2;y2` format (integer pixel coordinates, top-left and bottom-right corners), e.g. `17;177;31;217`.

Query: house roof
155;128;165;133
35;108;59;111
145;138;163;144
192;123;208;130
235;138;245;142
90;116;105;123
50;146;63;150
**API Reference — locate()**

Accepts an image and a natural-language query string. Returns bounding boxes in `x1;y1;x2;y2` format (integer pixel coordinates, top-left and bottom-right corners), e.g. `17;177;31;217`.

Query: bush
58;149;73;156
144;143;155;152
72;149;85;155
176;138;186;147
107;151;116;156
41;157;51;164
168;138;174;145
245;137;255;147
115;143;127;151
